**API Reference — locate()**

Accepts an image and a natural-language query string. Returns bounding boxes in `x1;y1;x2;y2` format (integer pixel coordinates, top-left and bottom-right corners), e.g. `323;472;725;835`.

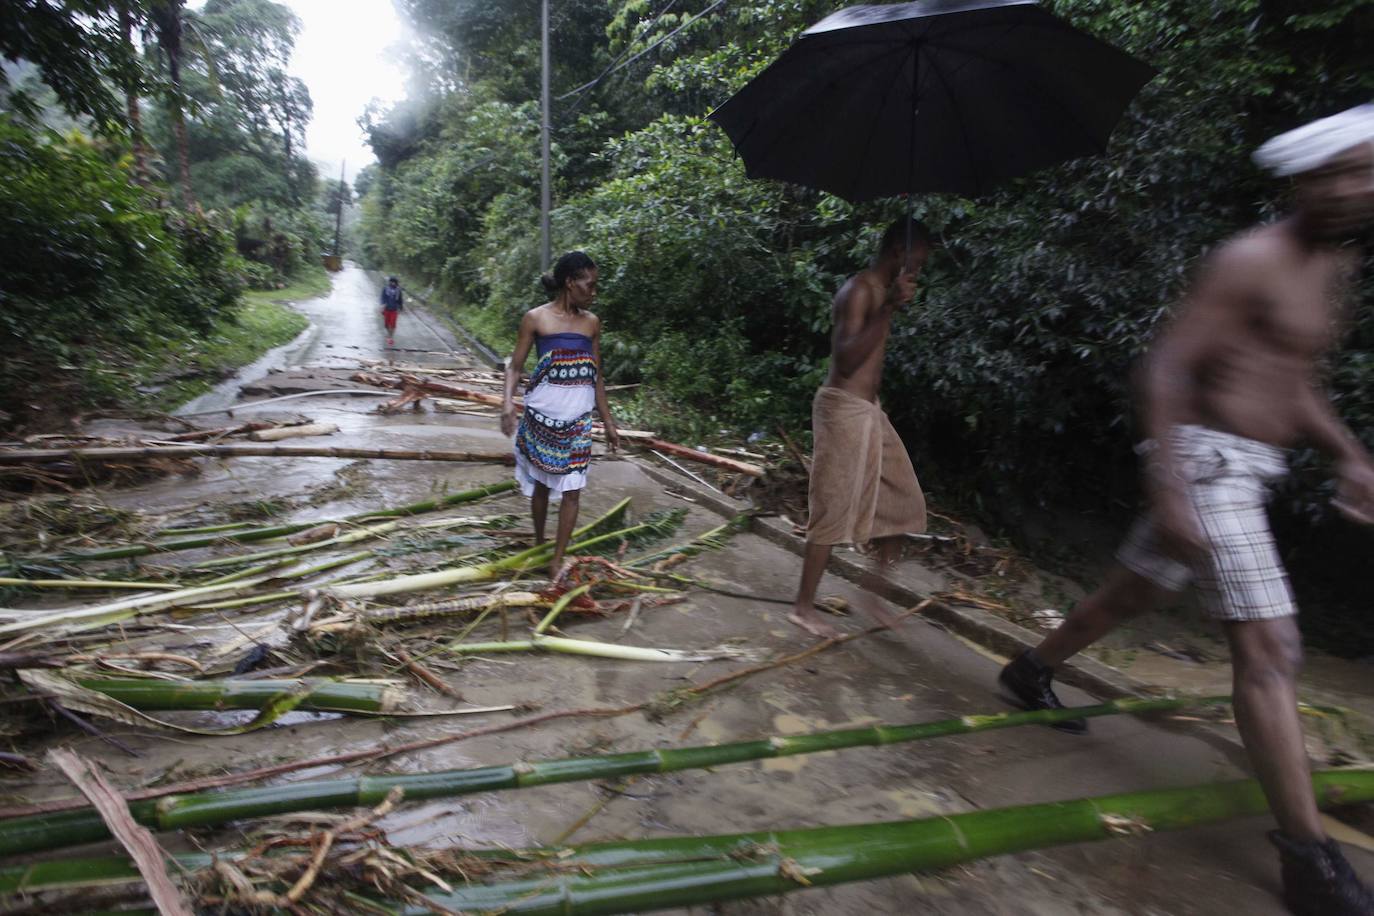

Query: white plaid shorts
1117;425;1296;622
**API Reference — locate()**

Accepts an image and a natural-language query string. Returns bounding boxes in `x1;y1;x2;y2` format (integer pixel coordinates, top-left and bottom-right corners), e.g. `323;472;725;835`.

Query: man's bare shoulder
1205;225;1295;281
834;271;879;312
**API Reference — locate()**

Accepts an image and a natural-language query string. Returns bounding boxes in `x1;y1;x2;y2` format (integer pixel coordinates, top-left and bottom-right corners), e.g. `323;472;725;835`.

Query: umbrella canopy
708;0;1155;201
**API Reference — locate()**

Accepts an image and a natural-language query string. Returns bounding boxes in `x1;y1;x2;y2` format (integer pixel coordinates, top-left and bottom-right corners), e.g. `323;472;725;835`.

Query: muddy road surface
4;265;1370;915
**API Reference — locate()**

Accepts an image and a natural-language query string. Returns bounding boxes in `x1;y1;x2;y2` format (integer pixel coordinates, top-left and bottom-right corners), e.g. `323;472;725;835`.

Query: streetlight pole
540;0;552;271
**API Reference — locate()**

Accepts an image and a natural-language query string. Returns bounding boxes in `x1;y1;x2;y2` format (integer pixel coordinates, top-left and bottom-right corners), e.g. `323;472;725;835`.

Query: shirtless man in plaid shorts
999;105;1374;915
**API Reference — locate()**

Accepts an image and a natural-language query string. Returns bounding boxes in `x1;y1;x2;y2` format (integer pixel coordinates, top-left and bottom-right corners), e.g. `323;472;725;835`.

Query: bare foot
855;591;900;629
788;606;842;639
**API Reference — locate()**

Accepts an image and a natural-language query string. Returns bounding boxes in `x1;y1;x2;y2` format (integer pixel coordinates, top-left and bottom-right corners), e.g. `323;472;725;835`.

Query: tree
147;0;196;207
198;0;312;201
0;0;145;131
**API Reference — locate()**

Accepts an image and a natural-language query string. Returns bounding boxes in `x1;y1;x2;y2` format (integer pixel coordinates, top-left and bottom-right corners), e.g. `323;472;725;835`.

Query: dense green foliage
358;0;1374;649
0;118;243;416
0;0;333;426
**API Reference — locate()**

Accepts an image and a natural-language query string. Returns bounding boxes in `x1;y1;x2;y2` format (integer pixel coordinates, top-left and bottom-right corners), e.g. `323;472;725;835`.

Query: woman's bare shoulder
521;303;554;329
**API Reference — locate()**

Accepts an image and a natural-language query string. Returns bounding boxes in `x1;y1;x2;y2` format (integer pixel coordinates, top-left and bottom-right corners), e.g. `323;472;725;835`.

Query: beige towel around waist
806;386;926;546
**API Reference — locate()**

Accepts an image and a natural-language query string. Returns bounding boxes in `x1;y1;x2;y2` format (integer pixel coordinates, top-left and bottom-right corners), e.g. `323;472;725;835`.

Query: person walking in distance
380;276;403;346
998;105;1374;915
501;251;620;580
789;218;931;639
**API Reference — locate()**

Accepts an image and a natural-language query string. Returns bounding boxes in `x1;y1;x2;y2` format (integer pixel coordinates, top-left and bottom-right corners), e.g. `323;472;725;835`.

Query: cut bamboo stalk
75;677;400;714
0;444;514;465
8;766;1374;907
408;768;1374;915
0;695;1228;856
156;521;260;536
247;422;339;442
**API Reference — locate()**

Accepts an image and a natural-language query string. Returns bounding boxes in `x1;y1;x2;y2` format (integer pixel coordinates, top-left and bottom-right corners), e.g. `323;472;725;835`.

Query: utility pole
332;159;346;258
540;0;552;271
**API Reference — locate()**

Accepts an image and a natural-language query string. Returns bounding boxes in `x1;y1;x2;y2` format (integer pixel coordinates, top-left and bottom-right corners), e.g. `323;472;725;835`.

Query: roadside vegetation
0;0;347;427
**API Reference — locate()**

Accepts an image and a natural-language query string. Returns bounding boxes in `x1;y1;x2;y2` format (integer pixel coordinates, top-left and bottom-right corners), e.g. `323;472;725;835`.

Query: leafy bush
0;116;244;424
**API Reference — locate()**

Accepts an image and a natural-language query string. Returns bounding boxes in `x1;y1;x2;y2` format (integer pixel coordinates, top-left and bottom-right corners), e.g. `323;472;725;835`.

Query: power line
556;0;726;105
559;0;680;117
557;0;681;105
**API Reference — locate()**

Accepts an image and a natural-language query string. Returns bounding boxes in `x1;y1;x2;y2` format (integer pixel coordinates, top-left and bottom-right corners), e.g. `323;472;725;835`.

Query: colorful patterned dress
514;331;598;497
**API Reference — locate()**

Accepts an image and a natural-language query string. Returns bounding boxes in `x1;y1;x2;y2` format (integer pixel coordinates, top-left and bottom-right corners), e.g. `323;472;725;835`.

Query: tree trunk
118;4;150;186
170;106;194;208
153;0;195;208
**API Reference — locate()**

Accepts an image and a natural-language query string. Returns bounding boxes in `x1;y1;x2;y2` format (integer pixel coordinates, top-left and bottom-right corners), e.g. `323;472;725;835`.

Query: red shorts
382;309;398;332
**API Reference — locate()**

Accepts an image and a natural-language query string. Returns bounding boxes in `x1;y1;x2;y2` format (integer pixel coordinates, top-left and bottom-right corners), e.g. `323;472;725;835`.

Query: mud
2;264;1370;915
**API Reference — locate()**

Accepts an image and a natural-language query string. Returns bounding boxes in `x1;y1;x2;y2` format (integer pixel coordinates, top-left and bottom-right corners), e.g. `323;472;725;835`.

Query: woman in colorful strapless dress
501;251;620;579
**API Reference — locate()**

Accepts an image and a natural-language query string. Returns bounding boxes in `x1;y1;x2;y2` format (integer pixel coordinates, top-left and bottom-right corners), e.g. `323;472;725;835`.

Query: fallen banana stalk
325;500;681;600
0;573;283;635
0;695;1229;857
628;513;750;569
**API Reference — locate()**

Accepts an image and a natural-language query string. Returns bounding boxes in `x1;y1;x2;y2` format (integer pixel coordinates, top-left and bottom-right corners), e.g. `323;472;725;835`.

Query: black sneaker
1271;831;1374;916
998;649;1088;734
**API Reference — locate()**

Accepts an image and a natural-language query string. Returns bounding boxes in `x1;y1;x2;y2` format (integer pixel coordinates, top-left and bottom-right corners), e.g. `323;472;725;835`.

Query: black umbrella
708;0;1155;201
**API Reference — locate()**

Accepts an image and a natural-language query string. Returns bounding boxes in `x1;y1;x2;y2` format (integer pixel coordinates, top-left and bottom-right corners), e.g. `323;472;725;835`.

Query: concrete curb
632;459;1145;701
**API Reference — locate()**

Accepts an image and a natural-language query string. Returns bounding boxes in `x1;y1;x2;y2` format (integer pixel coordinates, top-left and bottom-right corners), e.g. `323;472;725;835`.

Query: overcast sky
279;0;409;182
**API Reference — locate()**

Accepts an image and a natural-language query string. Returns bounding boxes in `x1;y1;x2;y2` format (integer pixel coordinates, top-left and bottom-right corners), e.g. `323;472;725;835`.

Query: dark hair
540;250;596;296
879;218;933;256
387;276;398;283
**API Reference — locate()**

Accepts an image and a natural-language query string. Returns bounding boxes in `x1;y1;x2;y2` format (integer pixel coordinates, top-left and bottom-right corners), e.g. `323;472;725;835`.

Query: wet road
291;266;470;370
18;265;1373;915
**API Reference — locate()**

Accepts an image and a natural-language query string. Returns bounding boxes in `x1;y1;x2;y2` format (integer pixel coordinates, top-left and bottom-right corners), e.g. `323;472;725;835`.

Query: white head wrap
1253;103;1374;178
